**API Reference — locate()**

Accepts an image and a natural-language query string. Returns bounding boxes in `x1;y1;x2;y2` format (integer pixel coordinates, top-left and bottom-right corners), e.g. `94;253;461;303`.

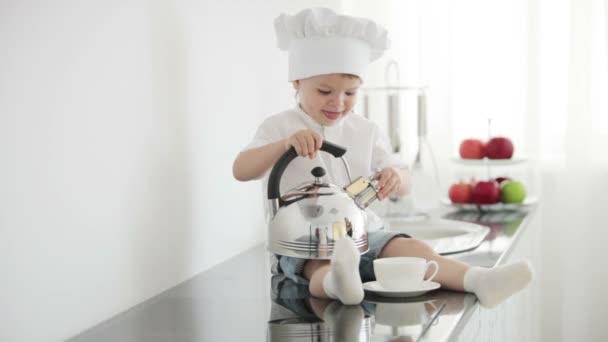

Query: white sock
322;237;364;305
464;260;534;309
323;301;364;341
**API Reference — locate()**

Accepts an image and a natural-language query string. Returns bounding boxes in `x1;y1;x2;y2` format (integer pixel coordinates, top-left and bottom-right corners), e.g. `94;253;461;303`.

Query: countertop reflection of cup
373;257;439;290
375;301;438;327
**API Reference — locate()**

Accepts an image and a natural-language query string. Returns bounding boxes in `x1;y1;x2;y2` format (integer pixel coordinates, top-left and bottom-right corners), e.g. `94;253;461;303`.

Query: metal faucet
385;60;401;153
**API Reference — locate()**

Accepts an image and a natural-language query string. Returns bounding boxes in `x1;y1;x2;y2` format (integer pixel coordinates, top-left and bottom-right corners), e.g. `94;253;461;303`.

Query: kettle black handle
267;141;347;203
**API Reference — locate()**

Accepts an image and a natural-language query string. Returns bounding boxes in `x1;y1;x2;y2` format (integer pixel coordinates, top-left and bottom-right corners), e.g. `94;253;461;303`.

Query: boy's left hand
374;167;401;201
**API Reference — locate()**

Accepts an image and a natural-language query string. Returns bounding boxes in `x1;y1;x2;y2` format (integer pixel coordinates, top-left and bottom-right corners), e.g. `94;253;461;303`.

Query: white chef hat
274;7;390;82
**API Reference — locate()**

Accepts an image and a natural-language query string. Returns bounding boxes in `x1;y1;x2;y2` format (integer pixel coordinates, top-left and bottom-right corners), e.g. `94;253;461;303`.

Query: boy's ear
292;80;301;90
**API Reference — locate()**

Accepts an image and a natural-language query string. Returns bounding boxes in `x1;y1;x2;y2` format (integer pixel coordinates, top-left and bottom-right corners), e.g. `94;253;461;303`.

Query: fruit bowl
450;156;528;166
440;196;539;212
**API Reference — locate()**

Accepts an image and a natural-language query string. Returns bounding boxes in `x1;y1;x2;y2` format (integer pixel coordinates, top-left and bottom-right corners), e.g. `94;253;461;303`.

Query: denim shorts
272;229;410;285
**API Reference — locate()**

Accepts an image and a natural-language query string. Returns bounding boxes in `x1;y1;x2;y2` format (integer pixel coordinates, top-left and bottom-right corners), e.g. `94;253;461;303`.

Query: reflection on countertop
68;207;536;342
268;272;452;341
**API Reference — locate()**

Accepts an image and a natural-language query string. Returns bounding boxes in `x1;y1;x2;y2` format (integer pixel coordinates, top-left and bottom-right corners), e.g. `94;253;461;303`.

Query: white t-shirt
243;106;405;231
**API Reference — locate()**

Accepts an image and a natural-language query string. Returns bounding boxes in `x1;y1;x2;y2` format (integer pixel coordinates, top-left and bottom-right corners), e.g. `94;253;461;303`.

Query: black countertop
68;207;536;342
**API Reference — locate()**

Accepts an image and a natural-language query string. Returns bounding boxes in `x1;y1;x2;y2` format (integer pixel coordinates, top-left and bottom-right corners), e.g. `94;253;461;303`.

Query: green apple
500;181;527;203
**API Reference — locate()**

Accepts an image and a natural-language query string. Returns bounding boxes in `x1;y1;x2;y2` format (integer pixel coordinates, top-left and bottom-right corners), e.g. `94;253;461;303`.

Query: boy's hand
285;129;323;159
374;167;402;201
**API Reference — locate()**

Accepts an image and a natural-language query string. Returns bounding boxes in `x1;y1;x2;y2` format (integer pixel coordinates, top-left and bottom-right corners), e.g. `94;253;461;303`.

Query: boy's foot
464;260;534;308
322;237;364;305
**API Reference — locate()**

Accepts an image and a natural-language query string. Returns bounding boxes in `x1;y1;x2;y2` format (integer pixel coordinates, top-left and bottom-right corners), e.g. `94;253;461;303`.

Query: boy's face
293;74;361;126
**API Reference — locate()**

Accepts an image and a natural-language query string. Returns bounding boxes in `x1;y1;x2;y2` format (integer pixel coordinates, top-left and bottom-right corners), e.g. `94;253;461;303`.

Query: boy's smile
293;74;361;126
322;110;343;121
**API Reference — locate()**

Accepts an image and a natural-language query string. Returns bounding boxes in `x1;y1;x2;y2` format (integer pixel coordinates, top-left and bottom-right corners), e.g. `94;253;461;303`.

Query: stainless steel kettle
267;141;379;259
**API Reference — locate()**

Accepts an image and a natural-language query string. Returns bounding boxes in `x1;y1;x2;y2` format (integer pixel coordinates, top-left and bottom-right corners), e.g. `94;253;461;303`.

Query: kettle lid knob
311;167;326;178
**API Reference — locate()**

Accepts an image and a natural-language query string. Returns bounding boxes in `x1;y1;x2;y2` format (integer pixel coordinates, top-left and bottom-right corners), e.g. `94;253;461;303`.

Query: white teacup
373;257;439;291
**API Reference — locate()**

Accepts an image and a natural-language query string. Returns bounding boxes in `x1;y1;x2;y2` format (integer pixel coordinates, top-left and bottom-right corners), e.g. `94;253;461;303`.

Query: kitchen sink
383;217;490;255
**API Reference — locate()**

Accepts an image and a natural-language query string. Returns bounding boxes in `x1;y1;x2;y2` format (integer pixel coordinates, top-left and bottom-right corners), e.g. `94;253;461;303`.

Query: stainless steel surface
413;92;434;168
388;94;401;153
338;156;353;183
68;207;536;342
268;303;373;342
270;198;280;217
417;92;427;137
385;217;490;255
267;188;369;259
268;149;374;259
385;60;401;154
419;301;447;338
384;60;401;86
410;90;441;211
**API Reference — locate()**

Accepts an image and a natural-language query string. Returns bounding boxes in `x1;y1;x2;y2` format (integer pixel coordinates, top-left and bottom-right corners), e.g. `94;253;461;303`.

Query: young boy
233;7;532;307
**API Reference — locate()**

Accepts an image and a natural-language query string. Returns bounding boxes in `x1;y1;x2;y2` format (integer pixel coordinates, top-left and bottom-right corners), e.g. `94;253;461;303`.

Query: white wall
0;1;339;341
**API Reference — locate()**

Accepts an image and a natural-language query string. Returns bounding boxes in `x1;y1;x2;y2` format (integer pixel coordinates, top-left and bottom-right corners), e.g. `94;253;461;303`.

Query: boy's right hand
284;129;323;159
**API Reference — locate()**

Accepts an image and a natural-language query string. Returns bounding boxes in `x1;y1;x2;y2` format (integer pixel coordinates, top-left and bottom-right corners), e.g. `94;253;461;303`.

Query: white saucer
363;281;441;298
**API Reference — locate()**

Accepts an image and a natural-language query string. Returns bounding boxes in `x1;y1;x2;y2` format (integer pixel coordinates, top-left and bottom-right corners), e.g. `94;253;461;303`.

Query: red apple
472;180;501;204
485;137;514;159
495;177;511;185
449;182;474;203
459;139;485;159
